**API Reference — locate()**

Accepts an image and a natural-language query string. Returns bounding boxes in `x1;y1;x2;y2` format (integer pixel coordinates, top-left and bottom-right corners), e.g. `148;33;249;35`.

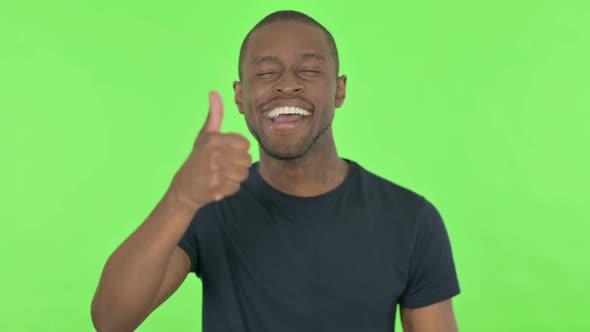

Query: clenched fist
168;91;252;211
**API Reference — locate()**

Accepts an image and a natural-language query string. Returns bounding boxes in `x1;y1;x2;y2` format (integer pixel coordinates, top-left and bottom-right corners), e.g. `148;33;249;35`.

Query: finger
219;162;250;182
230;151;252;168
203;90;224;133
212;178;241;201
219;133;250;150
203;132;249;150
213;149;252;169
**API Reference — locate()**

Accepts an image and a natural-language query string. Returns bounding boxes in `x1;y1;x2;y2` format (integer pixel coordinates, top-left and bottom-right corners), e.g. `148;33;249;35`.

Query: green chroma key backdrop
1;0;589;331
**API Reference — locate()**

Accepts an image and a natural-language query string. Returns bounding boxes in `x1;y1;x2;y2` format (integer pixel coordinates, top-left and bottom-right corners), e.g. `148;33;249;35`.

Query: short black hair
238;10;340;80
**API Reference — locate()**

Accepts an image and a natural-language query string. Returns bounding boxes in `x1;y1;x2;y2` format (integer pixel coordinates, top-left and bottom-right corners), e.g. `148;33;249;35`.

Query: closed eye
257;72;276;77
299;70;321;77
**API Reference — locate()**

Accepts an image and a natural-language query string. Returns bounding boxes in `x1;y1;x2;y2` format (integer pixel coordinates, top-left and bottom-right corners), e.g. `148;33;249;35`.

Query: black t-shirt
178;158;460;332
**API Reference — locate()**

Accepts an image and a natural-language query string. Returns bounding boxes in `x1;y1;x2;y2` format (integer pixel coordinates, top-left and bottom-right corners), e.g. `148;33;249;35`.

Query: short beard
254;121;331;161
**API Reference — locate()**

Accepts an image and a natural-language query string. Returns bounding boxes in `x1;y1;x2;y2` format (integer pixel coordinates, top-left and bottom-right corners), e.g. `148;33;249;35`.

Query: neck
258;130;349;197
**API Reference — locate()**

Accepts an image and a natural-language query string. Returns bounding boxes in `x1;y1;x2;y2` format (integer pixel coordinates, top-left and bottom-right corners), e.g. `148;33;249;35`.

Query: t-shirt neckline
252;158;356;202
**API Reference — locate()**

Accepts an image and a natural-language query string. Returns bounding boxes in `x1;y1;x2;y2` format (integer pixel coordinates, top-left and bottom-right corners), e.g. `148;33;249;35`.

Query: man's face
234;20;346;160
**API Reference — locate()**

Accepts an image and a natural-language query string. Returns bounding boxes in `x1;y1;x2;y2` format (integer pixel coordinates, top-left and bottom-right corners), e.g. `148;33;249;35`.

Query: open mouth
264;106;312;132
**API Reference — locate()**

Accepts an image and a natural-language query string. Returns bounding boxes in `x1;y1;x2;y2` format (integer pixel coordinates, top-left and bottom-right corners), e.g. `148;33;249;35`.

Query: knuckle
204;133;220;148
228;182;240;194
203;136;215;149
240;137;250;149
219;178;238;191
208;154;219;171
217;155;229;165
226;133;250;149
208;173;220;187
209;148;219;158
239;167;249;179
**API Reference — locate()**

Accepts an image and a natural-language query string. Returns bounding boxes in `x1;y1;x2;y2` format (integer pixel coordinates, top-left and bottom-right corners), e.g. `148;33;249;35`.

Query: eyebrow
252;52;326;65
299;52;325;61
252;55;280;65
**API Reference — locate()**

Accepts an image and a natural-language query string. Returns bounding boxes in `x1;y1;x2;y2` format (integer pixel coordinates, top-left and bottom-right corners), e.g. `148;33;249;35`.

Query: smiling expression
234;20;347;160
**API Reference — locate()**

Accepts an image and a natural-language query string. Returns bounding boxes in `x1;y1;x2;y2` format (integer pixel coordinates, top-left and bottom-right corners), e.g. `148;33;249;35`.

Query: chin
261;142;311;161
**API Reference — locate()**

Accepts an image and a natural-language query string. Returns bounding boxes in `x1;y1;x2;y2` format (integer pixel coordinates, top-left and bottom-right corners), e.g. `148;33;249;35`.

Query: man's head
238;11;340;81
233;10;347;161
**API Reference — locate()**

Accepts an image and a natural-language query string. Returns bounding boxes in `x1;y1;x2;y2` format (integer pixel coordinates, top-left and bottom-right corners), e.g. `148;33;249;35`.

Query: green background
1;0;589;331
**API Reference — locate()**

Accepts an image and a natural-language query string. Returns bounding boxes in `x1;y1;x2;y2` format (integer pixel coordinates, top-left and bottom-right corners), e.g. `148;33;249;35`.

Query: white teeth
266;107;312;119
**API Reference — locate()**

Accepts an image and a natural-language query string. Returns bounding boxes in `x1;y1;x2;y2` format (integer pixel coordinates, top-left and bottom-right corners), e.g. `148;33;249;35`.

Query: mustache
260;96;314;112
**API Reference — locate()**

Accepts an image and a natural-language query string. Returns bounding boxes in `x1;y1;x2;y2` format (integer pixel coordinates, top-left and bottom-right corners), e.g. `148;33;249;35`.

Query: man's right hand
91;91;250;332
168;91;252;211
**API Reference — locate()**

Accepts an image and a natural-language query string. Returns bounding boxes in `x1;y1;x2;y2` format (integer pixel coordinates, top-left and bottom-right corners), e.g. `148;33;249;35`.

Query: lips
260;97;314;115
273;114;305;123
267;114;307;132
263;108;310;133
258;97;314;134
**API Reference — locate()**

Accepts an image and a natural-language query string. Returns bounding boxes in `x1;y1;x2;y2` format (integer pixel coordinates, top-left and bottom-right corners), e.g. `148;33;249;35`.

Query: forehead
244;21;331;64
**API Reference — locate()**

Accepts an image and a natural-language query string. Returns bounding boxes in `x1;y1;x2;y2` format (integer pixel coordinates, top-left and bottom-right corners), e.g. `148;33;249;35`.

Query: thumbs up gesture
168;91;252;211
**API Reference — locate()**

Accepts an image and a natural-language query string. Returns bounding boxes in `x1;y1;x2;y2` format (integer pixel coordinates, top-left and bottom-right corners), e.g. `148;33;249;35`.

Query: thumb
203;91;224;132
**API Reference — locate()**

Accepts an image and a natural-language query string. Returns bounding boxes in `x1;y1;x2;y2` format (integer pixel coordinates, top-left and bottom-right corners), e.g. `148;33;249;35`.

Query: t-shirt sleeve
398;197;460;308
178;217;200;276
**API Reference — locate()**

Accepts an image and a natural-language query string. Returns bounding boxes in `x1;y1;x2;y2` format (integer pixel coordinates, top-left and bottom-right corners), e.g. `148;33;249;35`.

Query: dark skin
91;19;458;332
234;20;458;331
233;20;349;197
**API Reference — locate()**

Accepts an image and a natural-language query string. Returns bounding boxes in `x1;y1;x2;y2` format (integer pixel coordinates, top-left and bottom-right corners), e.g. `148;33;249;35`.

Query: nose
273;72;304;95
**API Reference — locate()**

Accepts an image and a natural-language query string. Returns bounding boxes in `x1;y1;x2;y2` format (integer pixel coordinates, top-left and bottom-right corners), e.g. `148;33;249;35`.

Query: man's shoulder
352;160;427;211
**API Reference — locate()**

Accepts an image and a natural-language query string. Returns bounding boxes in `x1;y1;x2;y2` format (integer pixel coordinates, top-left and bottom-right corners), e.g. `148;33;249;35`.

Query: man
91;10;460;332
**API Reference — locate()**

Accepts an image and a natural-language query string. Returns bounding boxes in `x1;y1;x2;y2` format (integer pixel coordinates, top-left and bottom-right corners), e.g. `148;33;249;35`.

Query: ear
335;75;347;108
233;81;244;114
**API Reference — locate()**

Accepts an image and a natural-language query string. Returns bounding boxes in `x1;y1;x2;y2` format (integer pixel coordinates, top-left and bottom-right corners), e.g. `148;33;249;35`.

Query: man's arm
91;91;252;331
147;246;193;313
400;299;458;332
134;245;194;329
90;192;196;332
398;198;461;331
